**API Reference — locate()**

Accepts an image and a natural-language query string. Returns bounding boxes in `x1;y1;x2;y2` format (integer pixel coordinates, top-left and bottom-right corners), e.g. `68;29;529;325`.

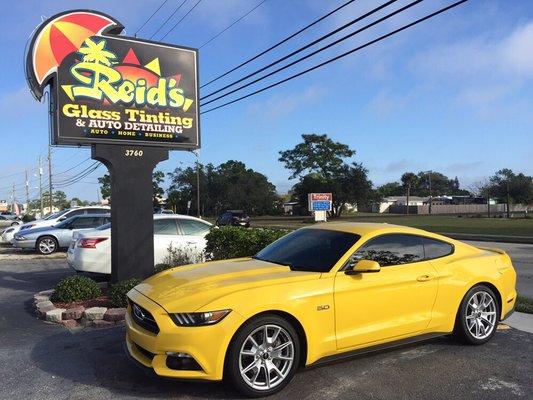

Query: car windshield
44;210;68;220
96;223;111;230
55;216;78;228
254;229;361;273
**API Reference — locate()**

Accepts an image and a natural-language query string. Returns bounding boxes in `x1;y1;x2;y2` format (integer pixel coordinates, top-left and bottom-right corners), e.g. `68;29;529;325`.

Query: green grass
516;295;533;314
248;214;533;236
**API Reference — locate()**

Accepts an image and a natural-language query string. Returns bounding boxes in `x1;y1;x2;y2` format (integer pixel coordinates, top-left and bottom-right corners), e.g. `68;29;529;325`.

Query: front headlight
170;310;231;326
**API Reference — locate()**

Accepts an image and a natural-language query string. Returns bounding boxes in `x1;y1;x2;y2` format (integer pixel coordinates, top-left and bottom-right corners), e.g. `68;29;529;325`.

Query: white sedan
67;214;212;275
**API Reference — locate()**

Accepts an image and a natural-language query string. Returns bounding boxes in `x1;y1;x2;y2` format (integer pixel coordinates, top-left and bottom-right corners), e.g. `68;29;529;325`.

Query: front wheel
226;315;300;397
453;284;499;345
36;236;58;255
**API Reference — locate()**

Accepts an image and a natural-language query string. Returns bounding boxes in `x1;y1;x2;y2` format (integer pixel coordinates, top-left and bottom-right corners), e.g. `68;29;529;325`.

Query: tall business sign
25;10;200;281
308;193;332;222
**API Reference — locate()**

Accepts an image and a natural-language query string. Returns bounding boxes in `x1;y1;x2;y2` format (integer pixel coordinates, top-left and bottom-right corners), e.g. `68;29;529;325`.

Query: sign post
26;10;199;282
308;193;332;222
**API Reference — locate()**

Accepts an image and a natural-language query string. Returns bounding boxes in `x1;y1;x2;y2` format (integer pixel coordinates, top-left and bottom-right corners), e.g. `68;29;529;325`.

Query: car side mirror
58;216;67;221
345;259;381;275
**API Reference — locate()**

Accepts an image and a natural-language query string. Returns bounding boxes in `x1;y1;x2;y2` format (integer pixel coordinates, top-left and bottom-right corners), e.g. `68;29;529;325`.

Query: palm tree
78;38;116;66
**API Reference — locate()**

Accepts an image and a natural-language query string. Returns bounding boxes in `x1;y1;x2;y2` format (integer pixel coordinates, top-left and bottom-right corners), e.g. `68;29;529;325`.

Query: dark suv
216;210;251;227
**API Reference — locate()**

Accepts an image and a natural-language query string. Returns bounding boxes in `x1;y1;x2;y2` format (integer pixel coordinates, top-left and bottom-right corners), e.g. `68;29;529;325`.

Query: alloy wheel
38;238;56;254
239;324;294;391
465;290;497;340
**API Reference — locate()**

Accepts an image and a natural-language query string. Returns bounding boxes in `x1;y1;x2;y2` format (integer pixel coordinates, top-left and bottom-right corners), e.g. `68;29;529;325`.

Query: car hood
133;258;320;312
18;226;63;237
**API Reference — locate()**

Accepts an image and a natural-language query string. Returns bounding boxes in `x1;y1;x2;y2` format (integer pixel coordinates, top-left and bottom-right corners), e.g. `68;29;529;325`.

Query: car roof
153;214;211;224
304;222;451;241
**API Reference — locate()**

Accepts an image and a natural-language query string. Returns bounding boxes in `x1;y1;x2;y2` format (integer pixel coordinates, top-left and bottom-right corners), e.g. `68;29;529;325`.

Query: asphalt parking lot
0;252;532;400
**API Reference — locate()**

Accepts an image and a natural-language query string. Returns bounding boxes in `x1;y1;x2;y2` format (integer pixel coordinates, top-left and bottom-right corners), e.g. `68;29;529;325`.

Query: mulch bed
52;295;114;309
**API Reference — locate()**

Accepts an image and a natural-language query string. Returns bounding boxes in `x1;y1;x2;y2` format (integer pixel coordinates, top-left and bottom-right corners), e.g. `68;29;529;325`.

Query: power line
201;0;469;114
160;0;204;41
149;0;189;40
53;162;100;186
54;158;91;175
135;0;170;35
198;0;268;49
201;0;401;104
201;0;358;89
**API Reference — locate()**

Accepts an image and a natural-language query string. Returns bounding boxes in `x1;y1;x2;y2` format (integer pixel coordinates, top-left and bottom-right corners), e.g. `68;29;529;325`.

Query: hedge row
205;226;288;260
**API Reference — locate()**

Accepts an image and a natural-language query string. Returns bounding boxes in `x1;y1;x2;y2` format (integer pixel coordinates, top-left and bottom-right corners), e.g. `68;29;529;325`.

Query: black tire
453;284;500;345
225;314;300;397
36;236;58;255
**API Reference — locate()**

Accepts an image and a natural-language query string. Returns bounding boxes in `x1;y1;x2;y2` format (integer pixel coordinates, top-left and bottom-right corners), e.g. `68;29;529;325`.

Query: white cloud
247;85;322;118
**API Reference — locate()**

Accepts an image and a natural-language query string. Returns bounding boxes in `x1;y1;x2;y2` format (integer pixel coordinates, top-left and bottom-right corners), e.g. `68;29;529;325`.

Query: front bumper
12;238;36;249
125;288;242;381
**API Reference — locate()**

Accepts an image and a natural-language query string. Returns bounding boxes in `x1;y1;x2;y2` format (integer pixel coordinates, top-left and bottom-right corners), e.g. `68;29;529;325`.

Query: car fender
198;280;337;367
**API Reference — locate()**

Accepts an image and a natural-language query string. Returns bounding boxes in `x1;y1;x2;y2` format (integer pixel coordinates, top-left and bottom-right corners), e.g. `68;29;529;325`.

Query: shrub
154;263;172;274
516;295;533;314
109;278;141;307
51;275;101;303
22;214;36;223
205;226;288;260
162;243;202;266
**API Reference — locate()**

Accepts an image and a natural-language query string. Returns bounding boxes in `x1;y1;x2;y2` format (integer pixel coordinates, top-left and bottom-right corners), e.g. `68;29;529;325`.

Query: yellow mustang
125;223;516;397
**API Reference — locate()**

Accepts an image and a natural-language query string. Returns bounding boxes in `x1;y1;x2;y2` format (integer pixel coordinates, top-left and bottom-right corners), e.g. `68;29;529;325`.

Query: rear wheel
453;284;499;345
36;236;58;255
226;315;300;397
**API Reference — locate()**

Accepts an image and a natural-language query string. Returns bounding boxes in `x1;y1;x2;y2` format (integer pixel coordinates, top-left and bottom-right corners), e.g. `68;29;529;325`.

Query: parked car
0;215;21;228
216;210;251;227
13;214;111;255
0;211;22;221
67;214;212;275
125;223;517;397
1;226;17;244
17;206;110;232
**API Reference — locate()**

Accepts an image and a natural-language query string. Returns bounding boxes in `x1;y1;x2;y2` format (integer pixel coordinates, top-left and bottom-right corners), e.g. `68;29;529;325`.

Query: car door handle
417;274;433;282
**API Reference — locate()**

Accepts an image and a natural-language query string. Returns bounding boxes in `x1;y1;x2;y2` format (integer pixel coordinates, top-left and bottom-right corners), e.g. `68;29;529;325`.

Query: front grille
129;299;160;334
134;343;155;361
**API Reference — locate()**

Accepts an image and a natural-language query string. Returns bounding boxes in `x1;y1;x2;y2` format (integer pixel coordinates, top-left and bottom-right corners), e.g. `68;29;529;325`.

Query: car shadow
30;326;239;399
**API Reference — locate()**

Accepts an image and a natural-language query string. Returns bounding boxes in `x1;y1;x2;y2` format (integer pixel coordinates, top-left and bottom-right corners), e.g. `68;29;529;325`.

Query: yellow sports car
125;223;516;397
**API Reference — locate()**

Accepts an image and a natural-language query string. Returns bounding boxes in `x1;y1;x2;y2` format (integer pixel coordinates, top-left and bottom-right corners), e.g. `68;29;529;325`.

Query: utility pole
25;170;30;215
406;182;411;215
11;183;15;214
39;156;43;217
196;160;200;218
48;146;53;214
506;179;511;219
487;186;491;218
428;171;433;215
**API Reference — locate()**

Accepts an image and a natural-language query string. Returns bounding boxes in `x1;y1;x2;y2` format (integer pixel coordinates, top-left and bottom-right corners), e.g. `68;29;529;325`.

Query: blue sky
1;0;532;203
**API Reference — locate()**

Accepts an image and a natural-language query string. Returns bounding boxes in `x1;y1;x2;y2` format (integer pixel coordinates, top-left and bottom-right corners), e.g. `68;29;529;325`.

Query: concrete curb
504;312;533;334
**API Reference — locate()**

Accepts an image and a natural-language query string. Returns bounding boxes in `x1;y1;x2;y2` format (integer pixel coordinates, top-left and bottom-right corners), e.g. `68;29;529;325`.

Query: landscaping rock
33;294;49;304
93;320;114;329
36;300;55;317
79;318;93;328
62;306;85;320
84;307;107;321
61;319;79;329
39;289;55;296
103;308;126;322
46;308;66;323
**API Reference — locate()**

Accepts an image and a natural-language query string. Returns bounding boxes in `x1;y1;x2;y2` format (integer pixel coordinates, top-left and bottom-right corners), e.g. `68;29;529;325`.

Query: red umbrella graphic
26;10;123;100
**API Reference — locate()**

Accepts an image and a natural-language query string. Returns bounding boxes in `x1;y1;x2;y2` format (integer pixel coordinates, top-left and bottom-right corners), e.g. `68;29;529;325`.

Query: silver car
13;214;110;255
0;215;21;228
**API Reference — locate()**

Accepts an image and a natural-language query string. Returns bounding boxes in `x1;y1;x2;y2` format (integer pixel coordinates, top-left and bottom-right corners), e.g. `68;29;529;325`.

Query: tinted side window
66;209;85;218
86;208;106;214
354;234;425;266
154;219;178;235
422;237;453;260
178;220;211;236
70;217;102;229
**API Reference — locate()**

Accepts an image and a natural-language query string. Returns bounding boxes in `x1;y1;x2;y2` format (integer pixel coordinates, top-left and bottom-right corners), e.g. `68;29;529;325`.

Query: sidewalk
505;312;533;334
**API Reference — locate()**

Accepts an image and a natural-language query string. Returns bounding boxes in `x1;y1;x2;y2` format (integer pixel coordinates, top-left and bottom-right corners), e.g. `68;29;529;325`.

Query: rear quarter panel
428;241;516;332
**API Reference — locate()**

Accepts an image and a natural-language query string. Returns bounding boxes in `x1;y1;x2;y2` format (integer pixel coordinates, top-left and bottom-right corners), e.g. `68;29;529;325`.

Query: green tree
280;134;372;217
167;161;280;216
489;169;533;206
374;182;403;200
98;174;111;201
278;134;355;179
